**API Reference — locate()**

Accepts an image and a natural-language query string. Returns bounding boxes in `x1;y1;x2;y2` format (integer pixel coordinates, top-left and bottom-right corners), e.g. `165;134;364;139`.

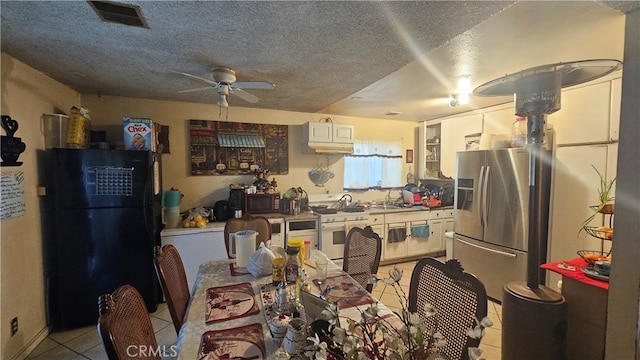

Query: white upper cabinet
307;122;333;142
440;114;482;178
306;122;355;143
333;123;355;143
547;81;612;145
483;106;516;136
609;77;622;141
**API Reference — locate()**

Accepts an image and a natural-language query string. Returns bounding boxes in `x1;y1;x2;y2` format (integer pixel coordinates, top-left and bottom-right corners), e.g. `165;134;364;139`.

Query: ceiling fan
173;67;275;108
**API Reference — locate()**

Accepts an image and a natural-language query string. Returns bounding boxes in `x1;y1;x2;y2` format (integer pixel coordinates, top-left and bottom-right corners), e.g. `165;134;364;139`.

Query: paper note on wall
1;171;26;220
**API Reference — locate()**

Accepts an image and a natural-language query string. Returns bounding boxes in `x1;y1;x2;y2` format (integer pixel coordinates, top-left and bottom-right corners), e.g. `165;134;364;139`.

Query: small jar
511;117;527;147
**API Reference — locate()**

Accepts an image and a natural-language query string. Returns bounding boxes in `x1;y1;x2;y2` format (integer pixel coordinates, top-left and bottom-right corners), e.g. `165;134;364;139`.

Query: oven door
320;222;346;260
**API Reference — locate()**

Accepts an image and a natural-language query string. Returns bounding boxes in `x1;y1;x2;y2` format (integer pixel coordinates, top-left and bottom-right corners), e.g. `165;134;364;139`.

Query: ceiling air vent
88;1;149;28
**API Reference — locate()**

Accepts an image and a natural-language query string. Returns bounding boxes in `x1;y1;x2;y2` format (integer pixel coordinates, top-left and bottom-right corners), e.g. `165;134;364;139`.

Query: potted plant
579;165;616;234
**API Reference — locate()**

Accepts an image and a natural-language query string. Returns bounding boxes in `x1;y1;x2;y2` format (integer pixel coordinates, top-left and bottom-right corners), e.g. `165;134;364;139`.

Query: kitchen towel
411;224;430;238
387;228;406;243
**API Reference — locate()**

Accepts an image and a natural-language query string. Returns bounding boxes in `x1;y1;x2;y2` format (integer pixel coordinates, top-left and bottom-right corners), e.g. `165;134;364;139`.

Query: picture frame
406;149;413;163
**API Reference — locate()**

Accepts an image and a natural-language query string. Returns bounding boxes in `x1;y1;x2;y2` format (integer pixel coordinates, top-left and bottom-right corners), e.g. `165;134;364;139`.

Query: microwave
245;193;281;214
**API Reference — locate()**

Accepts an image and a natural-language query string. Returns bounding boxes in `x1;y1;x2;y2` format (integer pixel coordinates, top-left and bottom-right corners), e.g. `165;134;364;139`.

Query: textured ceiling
1;1;637;122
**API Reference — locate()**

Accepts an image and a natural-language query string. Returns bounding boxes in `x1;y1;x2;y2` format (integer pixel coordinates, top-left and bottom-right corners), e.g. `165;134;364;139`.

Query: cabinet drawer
367;214;384;225
430;210;444;219
443;209;454;218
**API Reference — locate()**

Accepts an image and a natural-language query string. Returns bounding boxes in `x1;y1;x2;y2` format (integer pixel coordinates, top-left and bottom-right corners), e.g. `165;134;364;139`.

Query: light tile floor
27;259;502;359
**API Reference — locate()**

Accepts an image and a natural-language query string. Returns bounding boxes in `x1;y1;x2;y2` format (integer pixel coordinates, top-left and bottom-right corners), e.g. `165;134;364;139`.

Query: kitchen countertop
161;206;453;236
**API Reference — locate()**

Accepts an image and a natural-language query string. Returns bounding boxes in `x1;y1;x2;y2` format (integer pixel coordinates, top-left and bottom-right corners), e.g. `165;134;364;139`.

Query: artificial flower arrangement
303;266;493;360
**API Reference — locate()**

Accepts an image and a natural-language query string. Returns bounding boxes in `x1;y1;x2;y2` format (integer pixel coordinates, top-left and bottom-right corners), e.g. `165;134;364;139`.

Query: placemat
313;274;376;309
229;262;251;276
206;282;260;323
198;323;266;360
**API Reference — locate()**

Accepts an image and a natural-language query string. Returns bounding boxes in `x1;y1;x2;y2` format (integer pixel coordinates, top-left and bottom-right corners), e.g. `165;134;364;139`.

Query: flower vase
282;317;307;356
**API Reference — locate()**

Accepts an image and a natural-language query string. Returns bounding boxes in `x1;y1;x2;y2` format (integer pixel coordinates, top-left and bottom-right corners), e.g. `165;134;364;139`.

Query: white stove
308;193;369;260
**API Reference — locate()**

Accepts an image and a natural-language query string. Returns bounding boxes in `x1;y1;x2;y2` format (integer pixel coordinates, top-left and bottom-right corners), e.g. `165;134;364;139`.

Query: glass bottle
285;247;300;285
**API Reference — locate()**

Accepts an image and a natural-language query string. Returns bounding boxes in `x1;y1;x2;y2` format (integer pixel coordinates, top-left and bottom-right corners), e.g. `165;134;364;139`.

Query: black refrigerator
45;148;162;330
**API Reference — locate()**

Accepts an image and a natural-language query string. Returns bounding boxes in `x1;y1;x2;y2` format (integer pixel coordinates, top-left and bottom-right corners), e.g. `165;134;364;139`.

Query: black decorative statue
1;115;26;166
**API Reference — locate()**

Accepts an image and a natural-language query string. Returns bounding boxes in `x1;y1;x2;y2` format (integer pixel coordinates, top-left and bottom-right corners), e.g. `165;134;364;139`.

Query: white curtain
344;141;403;190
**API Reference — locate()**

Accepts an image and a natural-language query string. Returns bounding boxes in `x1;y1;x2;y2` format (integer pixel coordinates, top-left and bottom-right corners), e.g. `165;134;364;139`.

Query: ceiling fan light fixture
449;94;460;108
217;94;229;108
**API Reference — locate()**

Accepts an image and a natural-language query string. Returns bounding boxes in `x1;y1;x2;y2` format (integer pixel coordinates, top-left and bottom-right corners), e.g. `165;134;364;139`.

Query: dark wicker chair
223;213;272;259
408;258;488;360
154;244;190;334
97;285;159;360
342;225;382;293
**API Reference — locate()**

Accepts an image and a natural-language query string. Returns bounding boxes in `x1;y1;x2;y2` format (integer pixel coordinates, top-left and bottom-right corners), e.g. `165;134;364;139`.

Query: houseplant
579;165;616;235
303;266;492;360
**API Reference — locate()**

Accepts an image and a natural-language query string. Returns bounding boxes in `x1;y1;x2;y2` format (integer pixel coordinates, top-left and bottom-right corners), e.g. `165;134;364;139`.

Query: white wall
82;95;418;209
1;53;81;360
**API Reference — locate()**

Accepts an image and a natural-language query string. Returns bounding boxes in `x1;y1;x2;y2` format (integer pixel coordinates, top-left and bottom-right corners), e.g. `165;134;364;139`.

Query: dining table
174;253;400;360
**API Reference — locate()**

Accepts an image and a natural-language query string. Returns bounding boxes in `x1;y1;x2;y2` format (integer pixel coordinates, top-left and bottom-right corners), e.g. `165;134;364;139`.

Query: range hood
306;141;354;154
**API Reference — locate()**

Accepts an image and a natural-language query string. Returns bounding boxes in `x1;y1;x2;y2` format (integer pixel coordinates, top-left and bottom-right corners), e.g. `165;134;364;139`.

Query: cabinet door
440;114;482;177
368;223;385;260
408;220;430;256
483;106;516;136
333;124;355;143
384;223;408;260
547;81;611;145
307;122;332;142
428;219;444;252
610;77;622;141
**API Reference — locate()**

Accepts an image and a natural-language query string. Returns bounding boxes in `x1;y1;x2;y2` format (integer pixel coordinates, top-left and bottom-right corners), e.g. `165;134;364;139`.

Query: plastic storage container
41;114;69;149
511;117;527;147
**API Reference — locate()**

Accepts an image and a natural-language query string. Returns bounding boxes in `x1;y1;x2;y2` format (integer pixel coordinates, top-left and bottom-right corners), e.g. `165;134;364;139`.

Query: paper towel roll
233;230;257;268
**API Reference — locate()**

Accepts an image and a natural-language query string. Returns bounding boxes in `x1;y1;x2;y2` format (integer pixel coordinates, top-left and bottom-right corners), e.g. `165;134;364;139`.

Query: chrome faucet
385;189;392;205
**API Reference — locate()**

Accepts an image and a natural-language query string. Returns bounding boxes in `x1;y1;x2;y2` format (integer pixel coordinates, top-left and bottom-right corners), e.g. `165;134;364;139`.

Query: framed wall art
189;120;289;176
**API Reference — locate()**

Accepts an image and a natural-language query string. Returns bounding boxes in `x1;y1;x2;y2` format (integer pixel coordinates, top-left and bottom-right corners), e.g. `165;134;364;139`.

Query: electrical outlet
11;317;18;336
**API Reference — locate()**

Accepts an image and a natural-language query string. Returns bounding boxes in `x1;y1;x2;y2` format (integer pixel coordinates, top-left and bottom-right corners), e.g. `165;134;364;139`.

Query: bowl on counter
577;250;610;267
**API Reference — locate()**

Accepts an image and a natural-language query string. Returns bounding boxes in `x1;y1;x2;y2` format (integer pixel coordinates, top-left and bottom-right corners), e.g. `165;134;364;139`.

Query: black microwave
245;193;281;214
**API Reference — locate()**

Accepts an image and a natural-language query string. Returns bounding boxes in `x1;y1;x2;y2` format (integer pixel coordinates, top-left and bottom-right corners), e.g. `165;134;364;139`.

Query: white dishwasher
160;224;227;292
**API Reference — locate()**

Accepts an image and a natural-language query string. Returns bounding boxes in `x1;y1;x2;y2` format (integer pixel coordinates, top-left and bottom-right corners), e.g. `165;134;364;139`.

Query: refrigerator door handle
482;165;490;227
478;166;485;227
456;237;517;258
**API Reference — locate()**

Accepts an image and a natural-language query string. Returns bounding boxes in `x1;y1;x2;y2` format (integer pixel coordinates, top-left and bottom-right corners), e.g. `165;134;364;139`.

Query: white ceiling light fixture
448;75;472;107
216;84;230;108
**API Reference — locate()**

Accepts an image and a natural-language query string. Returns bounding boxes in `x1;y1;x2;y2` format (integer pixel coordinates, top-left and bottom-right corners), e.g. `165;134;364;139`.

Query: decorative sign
1;171;26;220
189;120;289;176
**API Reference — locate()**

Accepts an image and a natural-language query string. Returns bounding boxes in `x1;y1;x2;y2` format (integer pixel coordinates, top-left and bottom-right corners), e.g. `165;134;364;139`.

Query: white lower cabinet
384;221;408;260
160;225;227;292
428;219;443;253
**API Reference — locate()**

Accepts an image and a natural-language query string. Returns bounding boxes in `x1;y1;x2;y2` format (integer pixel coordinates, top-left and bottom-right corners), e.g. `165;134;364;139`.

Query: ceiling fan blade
231;88;260;103
170;70;218;85
178;86;214;93
233;81;276;90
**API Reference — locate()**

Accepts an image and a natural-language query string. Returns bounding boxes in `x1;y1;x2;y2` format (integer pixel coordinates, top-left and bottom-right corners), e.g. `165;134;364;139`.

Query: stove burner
342;206;365;213
314;208;338;215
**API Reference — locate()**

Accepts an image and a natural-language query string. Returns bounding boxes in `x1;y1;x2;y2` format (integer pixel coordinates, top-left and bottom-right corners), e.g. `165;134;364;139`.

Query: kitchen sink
370;204;404;210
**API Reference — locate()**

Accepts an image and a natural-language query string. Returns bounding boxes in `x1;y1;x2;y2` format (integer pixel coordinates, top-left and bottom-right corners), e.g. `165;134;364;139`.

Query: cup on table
316;258;328;284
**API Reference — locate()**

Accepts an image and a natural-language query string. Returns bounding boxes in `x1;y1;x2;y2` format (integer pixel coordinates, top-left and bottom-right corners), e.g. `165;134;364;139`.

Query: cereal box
124;117;152;151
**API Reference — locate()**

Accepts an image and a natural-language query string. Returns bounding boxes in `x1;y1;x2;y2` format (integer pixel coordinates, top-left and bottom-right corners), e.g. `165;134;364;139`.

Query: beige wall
1;53;81;359
82;95;418;209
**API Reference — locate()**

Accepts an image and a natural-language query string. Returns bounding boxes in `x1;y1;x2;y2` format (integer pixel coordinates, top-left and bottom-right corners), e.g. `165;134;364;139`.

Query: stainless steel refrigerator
453;148;551;301
43;148;162;329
